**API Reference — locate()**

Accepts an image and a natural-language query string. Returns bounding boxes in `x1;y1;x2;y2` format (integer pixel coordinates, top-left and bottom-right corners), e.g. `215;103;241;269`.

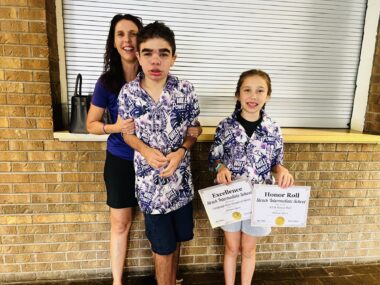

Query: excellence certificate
198;179;253;228
251;184;311;227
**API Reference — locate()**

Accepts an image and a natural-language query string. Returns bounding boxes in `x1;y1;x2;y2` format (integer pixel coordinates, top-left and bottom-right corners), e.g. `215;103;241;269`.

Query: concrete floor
12;263;380;285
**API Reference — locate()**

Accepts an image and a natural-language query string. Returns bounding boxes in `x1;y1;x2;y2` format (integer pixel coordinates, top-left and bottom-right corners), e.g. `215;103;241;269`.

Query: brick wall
1;2;380;284
365;17;380;134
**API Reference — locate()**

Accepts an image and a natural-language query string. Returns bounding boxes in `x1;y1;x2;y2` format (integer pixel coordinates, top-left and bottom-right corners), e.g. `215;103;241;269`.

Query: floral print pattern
209;109;283;186
118;73;200;214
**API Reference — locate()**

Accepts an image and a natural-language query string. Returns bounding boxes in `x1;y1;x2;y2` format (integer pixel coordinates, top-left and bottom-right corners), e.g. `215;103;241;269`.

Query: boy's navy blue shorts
144;202;194;255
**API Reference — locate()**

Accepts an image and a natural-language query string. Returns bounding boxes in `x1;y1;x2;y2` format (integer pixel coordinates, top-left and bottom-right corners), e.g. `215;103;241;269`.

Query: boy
118;21;200;285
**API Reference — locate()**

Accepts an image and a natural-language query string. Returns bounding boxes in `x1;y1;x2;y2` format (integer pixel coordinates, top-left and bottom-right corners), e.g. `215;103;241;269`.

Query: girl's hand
116;115;135;134
216;164;232;185
187;125;203;138
273;165;294;188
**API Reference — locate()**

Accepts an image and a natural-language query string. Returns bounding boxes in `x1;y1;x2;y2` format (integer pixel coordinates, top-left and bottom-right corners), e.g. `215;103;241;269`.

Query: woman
86;14;143;285
87;14;201;285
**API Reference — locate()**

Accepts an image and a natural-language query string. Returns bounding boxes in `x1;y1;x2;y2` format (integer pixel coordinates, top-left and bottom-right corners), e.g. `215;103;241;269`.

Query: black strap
74;73;82;97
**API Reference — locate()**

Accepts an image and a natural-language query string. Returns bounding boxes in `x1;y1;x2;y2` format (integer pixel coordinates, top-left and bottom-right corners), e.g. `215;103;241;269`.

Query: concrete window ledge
54;131;109;142
54;128;380;144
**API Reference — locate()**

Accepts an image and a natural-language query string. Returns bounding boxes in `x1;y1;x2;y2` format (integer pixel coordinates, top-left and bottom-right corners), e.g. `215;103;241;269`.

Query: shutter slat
63;0;365;128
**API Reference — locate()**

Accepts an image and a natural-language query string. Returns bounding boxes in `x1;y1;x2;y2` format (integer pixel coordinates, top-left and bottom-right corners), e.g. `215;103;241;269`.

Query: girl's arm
209;122;231;184
86;105;135;135
271;164;294;188
213;160;232;185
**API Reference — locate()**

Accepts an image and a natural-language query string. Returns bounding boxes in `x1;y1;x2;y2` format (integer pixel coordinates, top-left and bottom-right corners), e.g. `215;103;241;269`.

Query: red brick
19;8;45;20
0;173;29;183
28;0;46;8
13;183;46;193
1;20;29;32
4;70;33;81
31;46;49;57
0;7;17;19
33;71;49;82
7;94;35;105
0;129;28;139
8;141;44;151
9;118;36;128
0;32;20;44
2;0;28;6
27;130;53;139
29;21;46;33
0;57;22;69
22;58;49;70
0;82;23;92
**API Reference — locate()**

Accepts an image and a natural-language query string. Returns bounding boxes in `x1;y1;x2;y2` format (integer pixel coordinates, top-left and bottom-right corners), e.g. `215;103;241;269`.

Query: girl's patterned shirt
118;73;200;214
209;109;284;186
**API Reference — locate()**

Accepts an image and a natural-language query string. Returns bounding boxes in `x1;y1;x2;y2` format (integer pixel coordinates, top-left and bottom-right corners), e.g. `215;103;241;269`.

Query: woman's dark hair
234;69;272;111
100;14;143;93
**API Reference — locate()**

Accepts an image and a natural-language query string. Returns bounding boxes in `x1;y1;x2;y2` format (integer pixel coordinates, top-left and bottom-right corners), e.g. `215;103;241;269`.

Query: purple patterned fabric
118;73;200;214
209;109;284;186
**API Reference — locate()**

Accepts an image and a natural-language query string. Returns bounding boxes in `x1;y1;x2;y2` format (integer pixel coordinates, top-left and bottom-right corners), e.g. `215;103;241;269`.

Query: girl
209;69;294;285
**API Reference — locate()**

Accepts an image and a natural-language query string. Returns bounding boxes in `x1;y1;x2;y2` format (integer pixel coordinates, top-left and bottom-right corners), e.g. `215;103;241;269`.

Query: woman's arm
187;122;203;138
86;104;134;135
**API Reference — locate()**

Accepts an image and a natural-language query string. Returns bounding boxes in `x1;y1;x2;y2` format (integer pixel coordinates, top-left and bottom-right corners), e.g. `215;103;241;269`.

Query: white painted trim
53;131;109;141
351;0;380;131
55;0;69;127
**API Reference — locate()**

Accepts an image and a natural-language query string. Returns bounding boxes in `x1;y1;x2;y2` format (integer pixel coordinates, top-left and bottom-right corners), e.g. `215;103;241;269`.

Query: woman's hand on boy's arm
187;124;202;138
272;164;294;188
116;116;135;134
216;164;232;185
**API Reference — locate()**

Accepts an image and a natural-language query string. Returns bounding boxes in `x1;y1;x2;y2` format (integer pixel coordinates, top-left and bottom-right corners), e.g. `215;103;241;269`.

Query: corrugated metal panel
62;0;366;127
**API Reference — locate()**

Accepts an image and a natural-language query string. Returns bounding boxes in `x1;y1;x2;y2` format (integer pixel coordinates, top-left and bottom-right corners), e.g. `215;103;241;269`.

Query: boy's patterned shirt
118;73;200;214
209;109;284;185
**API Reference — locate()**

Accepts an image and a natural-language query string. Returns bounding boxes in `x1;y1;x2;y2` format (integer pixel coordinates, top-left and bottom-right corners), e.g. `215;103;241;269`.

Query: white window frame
350;0;380;131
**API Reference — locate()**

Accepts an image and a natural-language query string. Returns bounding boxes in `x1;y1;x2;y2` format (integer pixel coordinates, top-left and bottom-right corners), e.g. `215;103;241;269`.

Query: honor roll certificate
252;185;311;227
198;179;253;228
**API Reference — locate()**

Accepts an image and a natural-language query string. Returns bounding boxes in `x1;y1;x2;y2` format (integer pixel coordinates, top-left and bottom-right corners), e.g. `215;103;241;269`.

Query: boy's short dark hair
137;21;176;55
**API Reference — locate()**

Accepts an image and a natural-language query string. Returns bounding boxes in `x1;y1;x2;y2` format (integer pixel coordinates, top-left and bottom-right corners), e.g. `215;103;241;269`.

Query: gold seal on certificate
251;185;311;227
198;179;253;228
275;216;285;226
232;211;242;220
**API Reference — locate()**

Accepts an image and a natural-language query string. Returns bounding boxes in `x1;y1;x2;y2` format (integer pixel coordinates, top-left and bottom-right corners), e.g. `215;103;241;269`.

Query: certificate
198;179;253;228
251;184;311;227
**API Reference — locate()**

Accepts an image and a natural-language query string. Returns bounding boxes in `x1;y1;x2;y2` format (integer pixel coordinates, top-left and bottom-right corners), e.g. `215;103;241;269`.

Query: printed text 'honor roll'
252;184;311;227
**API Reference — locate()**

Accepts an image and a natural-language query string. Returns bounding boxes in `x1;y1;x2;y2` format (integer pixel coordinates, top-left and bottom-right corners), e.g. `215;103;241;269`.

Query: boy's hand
216;164;232;185
141;146;167;169
273;165;294;188
159;149;185;178
116;115;135;134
